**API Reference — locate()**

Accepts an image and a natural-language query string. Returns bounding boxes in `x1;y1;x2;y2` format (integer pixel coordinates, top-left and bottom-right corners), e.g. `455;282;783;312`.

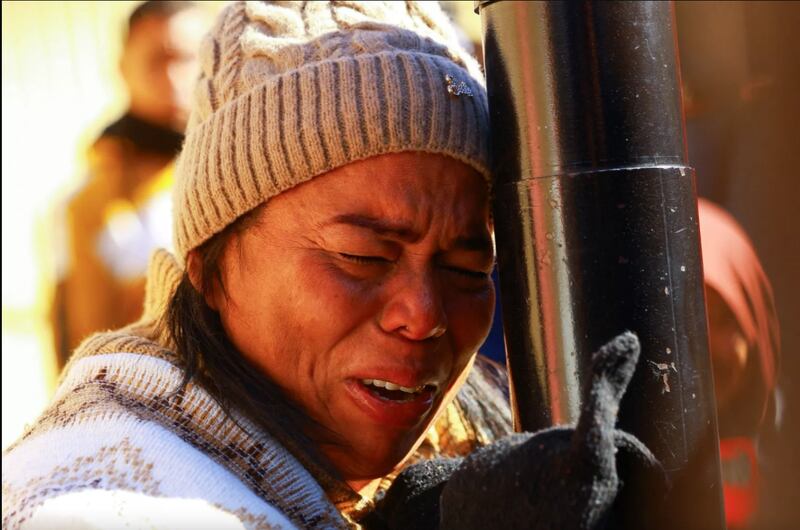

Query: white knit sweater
1;349;348;529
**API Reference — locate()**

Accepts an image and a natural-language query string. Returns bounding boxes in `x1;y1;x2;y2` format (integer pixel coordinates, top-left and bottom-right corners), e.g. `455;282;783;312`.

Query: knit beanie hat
173;0;489;265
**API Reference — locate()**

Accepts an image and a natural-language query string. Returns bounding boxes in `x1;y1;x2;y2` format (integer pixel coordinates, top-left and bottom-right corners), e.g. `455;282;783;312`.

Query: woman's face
211;152;495;485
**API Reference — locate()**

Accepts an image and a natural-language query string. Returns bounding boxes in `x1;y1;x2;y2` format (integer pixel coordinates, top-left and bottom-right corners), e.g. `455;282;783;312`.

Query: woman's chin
337;452;407;483
321;388;455;486
325;436;423;487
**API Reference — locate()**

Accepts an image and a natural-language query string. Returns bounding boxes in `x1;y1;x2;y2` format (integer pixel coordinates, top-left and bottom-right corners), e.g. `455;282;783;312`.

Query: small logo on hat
445;74;473;97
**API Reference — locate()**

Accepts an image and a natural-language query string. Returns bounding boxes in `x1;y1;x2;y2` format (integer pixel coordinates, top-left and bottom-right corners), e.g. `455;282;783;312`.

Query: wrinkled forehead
310;152;487;211
260;152;492;240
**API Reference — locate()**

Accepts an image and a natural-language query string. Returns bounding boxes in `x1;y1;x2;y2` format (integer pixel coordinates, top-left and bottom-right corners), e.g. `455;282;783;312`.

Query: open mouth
359;379;438;402
346;376;440;428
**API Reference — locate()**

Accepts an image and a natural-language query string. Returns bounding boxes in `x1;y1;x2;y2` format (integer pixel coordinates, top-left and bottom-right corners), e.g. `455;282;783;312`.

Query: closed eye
444;266;490;280
338;253;390;264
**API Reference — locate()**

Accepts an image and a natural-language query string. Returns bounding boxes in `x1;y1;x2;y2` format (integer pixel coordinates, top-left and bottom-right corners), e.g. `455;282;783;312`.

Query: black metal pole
476;1;725;528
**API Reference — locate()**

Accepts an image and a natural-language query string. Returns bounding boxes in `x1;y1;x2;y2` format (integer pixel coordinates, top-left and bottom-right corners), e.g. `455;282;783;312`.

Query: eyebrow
328;214;417;241
326;214;493;252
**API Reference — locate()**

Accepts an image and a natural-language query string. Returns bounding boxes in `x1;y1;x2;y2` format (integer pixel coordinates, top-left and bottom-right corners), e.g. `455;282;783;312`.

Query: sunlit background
2;1;148;449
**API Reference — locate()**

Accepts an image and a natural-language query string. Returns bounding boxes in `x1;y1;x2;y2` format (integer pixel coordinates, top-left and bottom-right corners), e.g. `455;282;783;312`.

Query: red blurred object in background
720;437;759;529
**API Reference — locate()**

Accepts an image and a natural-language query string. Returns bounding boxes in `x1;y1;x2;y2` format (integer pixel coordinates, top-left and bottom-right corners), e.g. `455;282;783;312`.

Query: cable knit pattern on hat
173;0;489;265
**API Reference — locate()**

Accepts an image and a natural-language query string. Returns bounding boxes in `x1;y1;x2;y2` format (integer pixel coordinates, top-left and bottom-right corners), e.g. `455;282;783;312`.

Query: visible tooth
363;379;429;394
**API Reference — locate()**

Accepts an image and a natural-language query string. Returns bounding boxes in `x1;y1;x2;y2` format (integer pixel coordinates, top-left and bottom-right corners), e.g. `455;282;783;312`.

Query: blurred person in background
698;198;782;529
51;0;210;368
677;3;800;525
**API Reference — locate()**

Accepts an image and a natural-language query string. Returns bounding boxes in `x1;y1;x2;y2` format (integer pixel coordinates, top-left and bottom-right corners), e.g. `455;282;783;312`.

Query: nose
379;269;448;341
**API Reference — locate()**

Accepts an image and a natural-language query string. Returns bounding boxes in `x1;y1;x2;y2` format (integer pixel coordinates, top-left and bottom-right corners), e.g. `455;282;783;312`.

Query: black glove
364;332;668;530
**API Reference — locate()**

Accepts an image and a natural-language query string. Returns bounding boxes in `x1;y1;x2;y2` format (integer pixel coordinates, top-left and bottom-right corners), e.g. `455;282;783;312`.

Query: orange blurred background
2;1;146;449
